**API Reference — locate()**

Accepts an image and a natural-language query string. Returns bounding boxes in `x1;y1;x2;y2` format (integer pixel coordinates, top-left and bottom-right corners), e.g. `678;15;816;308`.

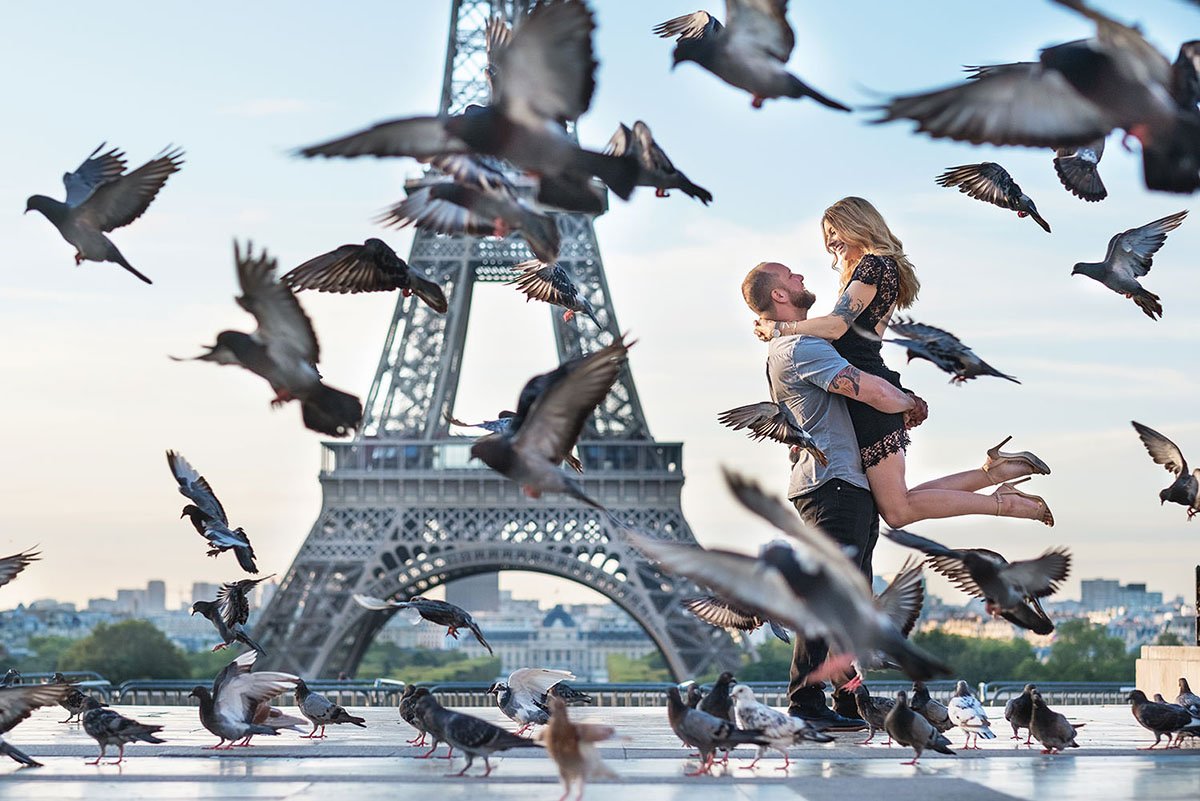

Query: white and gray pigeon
885;690;955;765
729;684;834;769
166;450;258;574
172;242;363;437
24;144;183;284
0;549;39;591
605;121;712;203
665;685;769;775
935;163;1051;232
1072;211;1187;319
508;261;600;326
1132;421;1200;519
487;668;575;735
189;651;299;749
1177;678;1200;710
0;683;73;768
1054;138;1107;201
470;336;632;510
353;594;493;654
281;238;448;314
295;678;366;738
653;2;849;111
947;680;996;749
885;318;1020;385
80;697;165;765
190;574;274;654
717;401;828;466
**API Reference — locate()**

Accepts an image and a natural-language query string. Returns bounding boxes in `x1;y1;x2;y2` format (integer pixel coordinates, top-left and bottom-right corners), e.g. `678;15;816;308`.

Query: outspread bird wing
1132;421;1188;476
216;671;298;726
282;240;409;294
1000;548;1072;598
935;163;1020;210
298;116;471;159
652;11;722;41
632;120;680;175
886;318;966;349
509;668;574;699
352;594;412;611
716;401;824;463
166;450;229;525
875;557;925;637
63;144;127;207
605;123;635;157
76;147;184;232
378;184;497;236
0;685;73;735
216;574;273;628
683;595;765;631
725;0;794;63
429;154;516;196
1053;138;1107;201
491;0;596;125
1104;211;1187;280
0;549;39;590
234;242;321;365
1171;40;1200;109
509;262;583;309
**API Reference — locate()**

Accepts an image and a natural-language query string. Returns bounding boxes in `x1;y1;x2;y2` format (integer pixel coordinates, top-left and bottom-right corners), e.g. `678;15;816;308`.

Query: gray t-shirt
766;335;869;498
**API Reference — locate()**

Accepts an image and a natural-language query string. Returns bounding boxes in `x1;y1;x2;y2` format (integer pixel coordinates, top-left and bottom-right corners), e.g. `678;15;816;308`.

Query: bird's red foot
492;218;511;238
211;643;228;652
523;485;543;499
402;288;412;297
1017;211;1027;218
562;309;576;322
74;252;85;265
446;626;460;639
655;188;668;198
751;95;765;109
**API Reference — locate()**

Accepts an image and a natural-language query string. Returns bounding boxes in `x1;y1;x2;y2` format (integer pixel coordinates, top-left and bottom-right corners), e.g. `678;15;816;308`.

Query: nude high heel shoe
993;477;1054;527
982;436;1051;485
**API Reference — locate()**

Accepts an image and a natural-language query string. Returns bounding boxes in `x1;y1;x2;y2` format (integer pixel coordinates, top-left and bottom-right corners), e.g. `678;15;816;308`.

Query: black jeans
787;478;879;714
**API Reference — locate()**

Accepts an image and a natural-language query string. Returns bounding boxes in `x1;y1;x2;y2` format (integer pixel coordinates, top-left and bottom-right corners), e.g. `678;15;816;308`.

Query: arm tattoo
831;292;865;325
829;366;862;397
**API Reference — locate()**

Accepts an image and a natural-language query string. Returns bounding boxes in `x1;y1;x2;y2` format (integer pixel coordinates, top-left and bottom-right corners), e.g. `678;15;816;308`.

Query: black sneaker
789;708;867;732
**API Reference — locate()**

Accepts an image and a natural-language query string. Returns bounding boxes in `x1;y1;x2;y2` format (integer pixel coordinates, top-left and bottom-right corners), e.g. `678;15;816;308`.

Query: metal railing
115;679;405;706
980;682;1134;706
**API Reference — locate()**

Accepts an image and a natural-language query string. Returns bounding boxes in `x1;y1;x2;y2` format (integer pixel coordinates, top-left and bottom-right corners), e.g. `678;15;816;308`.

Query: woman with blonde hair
755;196;1053;528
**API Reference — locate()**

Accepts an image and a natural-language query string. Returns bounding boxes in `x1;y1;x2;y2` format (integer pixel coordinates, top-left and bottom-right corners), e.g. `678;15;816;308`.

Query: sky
1;1;1198;614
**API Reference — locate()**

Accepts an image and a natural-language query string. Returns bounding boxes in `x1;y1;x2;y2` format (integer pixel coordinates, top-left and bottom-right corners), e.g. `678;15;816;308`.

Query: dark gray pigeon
935;163;1051;232
653;2;849;111
399;685;431;747
172;242;363;437
0;684;73;767
1030;691;1083;753
1128;689;1200;748
188;651;299;749
281;238;448;313
414;694;540;777
1072;211;1187;320
605;121;712;203
508;262;600;326
353;594;493;654
884;528;1070;634
666;685;769;775
167;450;259;574
295;678;366;738
469;337;632;510
1004;683;1037;743
445;411;584;474
717;401;828;466
885;690;955;765
697;672;738;722
910;681;954;734
190;574;274;654
885;318;1020;385
683;596;791;643
81;697;165;765
1054;138;1108;201
1131;421;1199;519
0;549;38;591
51;672;97;724
851;683;895;745
25;144;183;284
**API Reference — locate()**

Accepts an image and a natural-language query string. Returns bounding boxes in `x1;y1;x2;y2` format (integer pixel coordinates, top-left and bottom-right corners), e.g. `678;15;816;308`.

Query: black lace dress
833;254;910;469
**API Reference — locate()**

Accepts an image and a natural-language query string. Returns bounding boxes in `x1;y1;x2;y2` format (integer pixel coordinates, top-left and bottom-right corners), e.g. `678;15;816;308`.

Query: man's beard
787;289;816;310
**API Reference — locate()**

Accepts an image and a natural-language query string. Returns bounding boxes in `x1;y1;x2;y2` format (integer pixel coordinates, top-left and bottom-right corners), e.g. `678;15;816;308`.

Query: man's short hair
741;262;779;315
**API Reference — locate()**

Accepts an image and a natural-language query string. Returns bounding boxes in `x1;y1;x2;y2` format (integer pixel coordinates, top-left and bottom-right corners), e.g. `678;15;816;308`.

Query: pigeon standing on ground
665;685;770;776
1127;689;1200;748
173;242;364;437
189;651;299;749
1004;683;1037;743
413;693;540;777
1071;211;1187;319
910;682;954;734
81;697;165;765
851;684;895;745
0;550;39;591
1054;139;1108;201
947;681;996;749
653;2;850;111
0;671;19;688
0;684;73;767
885;690;956;765
717;401;828;466
697;672;738;722
683;595;791;643
935;163;1051;232
190;575;274;654
884;528;1070;632
884;318;1021;385
1177;678;1200;710
1131;421;1200;519
1030;691;1083;754
605;121;712;203
50;673;97;724
487;668;575;735
537;694;617;799
398;684;430;746
730;684;834;770
24;144;184;284
295;678;367;739
166;451;259;573
281;238;448;313
353;594;493;654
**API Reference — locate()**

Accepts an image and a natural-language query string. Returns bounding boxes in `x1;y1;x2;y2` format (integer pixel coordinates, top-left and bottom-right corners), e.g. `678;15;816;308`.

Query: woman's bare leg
910;469;992;494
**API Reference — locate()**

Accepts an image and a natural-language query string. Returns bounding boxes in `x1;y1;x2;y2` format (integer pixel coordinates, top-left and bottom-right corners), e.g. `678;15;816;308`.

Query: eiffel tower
254;0;742;680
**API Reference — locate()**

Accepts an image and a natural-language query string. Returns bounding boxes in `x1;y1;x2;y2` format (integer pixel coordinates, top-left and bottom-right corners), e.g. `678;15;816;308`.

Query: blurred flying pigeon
910;681;954;734
665;685;769;776
189;651;299;749
470;336;632;510
0;683;73;767
281;238;448;313
935;163;1051;232
1072;211;1187;320
508;261;600;326
948;681;996;749
537;694;617;797
884;528;1070;634
299;2;638;200
1178;678;1200;710
730;684;834;769
885;690;955;765
850;683;895;745
841;556;927;683
1030;691;1083;753
624;469;951;682
1054;139;1108;201
683;595;791;643
413;693;540;777
353;594;493;654
605;121;712;203
1131;421;1199;519
884;318;1020;385
1004;683;1037;743
717;401;828;466
445;411;584;474
0;549;39;591
166;450;259;574
24;144;184;284
190;574;275;654
487;668;575;735
295;678;366;738
172;242;363;437
653;2;849;111
81;697;165;765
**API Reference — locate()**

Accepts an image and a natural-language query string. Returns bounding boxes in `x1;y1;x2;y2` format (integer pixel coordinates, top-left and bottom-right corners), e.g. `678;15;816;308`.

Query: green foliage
1154;631;1184;646
608;651;671;682
738;638;794;682
13;635;75;673
58;621;190;683
910;630;1040;686
1038;620;1135;682
186;648;240;680
356;641;499;683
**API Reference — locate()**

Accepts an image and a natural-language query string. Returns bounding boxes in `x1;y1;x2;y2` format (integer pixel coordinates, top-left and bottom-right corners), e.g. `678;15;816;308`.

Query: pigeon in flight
883;528;1070;635
730;684;834;769
166;450;259;574
487;668;575;735
299;2;638;201
470;337;632;510
281;238;448;314
0;683;74;767
884;318;1020;385
885;690;955;765
1071;211;1187;320
24;144;183;284
295;678;366;738
172;242;363;437
189;651;299;749
1054;138;1108;201
191;574;274;654
605;121;712;203
947;681;996;749
840;556;927;684
682;595;791;643
1131;421;1199;519
445;411;584;474
1030;691;1083;753
353;594;493;654
653;2;849;111
935;163;1051;233
536;693;617;797
0;549;39;591
717;401;828;466
81;697;165;765
508;261;600;326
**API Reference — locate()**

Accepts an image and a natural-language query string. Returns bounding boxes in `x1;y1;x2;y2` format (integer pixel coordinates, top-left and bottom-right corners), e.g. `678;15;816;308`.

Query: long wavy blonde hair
822;197;919;310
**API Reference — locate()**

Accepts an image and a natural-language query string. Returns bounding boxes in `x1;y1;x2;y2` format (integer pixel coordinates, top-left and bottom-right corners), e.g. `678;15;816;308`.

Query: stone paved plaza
1;705;1197;800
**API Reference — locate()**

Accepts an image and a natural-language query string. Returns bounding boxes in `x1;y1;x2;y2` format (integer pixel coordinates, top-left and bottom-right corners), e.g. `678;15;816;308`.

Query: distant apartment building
1080;579;1164;612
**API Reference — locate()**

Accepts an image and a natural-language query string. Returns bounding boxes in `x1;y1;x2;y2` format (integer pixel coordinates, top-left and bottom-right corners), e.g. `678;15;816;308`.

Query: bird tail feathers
302;384;364;437
784;74;851;112
109;247;153;285
1132;288;1163;320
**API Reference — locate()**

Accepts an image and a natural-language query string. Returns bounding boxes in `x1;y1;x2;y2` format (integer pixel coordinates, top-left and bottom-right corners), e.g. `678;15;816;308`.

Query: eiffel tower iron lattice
253;0;743;679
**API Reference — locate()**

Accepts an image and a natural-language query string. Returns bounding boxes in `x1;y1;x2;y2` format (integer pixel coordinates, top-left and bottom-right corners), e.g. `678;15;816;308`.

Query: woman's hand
753;317;778;342
903;392;929;429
